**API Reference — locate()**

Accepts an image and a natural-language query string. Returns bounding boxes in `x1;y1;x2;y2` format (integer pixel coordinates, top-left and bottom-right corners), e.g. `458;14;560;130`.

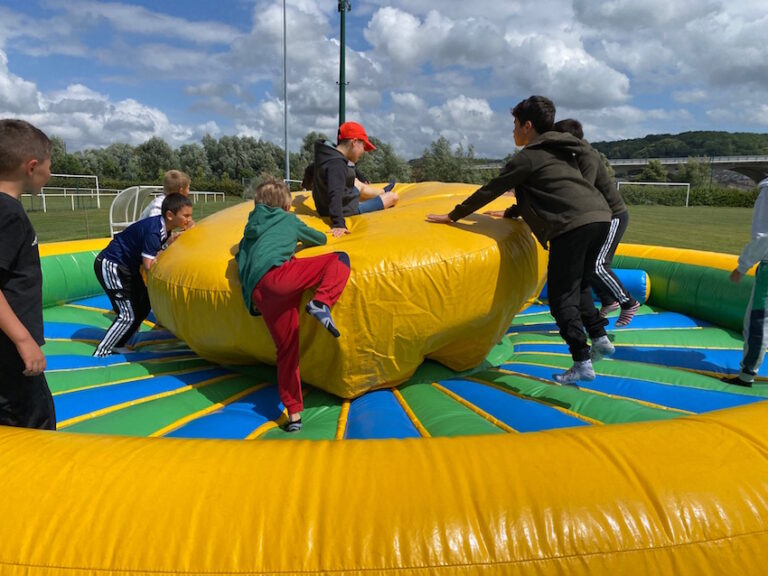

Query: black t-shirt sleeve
0;209;25;274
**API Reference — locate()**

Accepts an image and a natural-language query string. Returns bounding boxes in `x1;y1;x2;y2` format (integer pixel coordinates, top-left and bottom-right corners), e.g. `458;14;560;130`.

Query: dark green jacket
236;204;326;315
449;132;612;247
577;143;626;216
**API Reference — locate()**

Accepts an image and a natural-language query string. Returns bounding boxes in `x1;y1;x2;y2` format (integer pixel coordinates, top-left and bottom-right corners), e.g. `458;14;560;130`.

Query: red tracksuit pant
251;252;350;415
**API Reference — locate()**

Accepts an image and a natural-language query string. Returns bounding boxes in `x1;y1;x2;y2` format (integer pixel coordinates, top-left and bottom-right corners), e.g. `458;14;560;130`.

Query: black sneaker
720;375;753;388
284;418;302;432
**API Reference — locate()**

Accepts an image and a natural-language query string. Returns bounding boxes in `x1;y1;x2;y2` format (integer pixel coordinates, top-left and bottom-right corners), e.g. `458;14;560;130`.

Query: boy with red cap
312;121;398;238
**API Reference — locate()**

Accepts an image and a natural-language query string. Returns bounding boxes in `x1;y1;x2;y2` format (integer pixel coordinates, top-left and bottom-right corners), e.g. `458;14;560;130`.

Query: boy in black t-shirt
0;119;56;430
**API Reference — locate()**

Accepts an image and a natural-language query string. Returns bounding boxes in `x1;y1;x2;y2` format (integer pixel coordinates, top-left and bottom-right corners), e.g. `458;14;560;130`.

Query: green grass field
25;195;752;255
26;194;248;243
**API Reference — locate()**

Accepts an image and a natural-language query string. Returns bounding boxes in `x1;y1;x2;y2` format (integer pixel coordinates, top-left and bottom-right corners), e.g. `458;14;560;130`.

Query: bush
619;184;758;207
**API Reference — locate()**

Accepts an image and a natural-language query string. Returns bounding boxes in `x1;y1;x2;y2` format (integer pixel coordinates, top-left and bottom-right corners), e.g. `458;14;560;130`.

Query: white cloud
0;50;42;114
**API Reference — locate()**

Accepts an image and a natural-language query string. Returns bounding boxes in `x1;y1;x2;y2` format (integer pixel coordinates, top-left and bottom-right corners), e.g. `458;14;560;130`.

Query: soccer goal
616;181;691;207
35;173;102;212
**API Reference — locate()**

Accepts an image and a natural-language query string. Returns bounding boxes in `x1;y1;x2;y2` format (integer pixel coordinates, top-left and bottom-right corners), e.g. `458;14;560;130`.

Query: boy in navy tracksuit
93;193;193;357
237;177;350;431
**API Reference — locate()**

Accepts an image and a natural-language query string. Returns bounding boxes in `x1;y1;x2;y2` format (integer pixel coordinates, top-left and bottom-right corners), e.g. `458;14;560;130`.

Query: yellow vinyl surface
1;402;767;575
148;183;547;398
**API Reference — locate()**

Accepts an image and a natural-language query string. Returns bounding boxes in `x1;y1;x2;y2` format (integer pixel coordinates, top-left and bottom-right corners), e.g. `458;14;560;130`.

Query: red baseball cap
338;121;376;151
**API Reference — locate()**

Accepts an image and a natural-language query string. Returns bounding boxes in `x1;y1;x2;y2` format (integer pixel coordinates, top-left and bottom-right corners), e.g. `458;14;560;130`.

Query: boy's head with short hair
0;119;52;196
553;118;584;140
163;170;191;196
251;177;291;211
511;96;556;143
161;193;194;230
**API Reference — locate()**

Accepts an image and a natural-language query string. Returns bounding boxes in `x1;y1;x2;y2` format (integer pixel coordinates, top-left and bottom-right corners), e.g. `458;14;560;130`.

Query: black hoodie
449;131;612;247
312;140;359;228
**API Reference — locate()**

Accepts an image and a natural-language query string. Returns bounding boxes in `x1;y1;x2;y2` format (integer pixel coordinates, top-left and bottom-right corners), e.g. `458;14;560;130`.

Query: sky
1;0;767;159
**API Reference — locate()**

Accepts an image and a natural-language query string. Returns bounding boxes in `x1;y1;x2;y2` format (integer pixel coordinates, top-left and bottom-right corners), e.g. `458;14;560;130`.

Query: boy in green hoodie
236;177;350;431
427;95;614;385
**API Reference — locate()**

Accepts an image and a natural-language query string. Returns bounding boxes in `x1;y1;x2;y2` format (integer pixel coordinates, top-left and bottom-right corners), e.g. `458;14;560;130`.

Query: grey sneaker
553;360;595;385
590;336;615;361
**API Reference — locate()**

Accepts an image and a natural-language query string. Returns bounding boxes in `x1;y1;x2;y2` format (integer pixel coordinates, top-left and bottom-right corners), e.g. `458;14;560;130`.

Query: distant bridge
609;156;768;183
476;155;768;183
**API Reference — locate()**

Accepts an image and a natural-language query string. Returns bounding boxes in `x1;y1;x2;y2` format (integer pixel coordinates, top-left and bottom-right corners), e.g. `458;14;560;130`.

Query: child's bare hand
329;227;350;238
730;269;744;283
483;210;506;218
426;213;451;224
17;336;45;376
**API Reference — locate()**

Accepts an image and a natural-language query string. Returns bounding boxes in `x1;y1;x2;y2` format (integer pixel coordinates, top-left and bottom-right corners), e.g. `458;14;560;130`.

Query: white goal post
616;181;691;207
39;173;102;211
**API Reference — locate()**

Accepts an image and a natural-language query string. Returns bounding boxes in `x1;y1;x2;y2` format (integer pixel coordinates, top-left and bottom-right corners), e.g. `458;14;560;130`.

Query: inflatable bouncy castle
1;183;767;575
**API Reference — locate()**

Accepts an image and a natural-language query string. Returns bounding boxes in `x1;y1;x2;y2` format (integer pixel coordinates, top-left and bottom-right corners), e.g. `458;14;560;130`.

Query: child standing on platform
93;193;193;357
725;176;768;387
0;119;56;430
236;177;350;431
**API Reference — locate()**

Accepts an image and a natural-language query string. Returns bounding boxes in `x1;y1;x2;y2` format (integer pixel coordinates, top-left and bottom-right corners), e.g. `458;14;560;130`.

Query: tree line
50;132;496;194
592;131;768;159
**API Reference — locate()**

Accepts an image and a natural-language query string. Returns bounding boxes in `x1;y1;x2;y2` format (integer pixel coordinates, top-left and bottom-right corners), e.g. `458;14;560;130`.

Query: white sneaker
553;360;595;386
590;336;615;361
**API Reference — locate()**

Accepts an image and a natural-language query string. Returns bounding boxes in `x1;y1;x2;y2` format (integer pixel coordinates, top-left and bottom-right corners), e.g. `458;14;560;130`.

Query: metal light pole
338;1;351;127
283;0;290;181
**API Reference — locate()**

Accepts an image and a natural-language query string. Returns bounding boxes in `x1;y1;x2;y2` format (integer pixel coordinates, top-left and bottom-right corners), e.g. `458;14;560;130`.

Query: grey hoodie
312;140;359;228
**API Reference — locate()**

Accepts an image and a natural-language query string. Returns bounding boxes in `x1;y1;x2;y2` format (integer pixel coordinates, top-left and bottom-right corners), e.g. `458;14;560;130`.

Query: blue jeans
357;195;384;214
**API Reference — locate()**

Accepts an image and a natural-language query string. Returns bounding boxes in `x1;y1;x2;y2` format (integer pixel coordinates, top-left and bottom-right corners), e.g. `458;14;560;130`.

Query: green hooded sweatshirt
236;204;326;315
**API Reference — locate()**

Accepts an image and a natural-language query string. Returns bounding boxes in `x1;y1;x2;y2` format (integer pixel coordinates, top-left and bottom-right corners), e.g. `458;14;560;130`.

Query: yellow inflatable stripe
335;400;350;440
45;354;200;374
57;374;238;428
432;382;518;433
471;374;603;426
393;389;431;438
618;243;744;274
38;237;110;257
151;383;270;437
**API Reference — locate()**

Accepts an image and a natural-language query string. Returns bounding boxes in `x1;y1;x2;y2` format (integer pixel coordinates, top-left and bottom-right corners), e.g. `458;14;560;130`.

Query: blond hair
250;176;291;209
163;170;191;194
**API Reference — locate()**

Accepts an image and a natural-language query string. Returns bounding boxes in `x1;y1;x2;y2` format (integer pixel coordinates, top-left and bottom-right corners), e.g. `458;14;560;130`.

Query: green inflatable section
41;250;103;308
613;254;751;332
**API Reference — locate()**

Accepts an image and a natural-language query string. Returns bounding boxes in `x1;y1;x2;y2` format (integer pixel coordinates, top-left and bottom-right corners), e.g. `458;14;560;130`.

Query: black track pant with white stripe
92;255;151;357
591;210;637;308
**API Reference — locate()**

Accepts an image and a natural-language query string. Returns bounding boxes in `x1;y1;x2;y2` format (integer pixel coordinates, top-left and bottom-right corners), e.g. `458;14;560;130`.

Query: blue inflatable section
501;363;761;413
438;378;588;432
345;390;420;439
538;268;649;303
508;311;711;334
165;386;284;439
46;349;194;370
54;367;230;421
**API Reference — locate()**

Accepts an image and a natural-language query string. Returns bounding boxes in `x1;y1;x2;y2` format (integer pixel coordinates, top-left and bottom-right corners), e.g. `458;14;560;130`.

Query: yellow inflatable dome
148;182;547;398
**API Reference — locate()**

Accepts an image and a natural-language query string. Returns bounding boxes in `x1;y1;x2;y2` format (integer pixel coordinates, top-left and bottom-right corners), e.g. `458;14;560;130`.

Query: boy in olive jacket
428;95;613;385
237;178;350;431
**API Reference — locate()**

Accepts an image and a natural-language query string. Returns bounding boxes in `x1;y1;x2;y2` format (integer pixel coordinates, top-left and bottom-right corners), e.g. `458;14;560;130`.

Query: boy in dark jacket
553;118;639;326
312;121;398;237
237;177;350;431
427;96;614;384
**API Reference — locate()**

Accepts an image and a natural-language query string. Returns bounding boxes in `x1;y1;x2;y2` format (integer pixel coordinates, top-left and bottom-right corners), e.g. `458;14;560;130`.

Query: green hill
591;131;768;159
